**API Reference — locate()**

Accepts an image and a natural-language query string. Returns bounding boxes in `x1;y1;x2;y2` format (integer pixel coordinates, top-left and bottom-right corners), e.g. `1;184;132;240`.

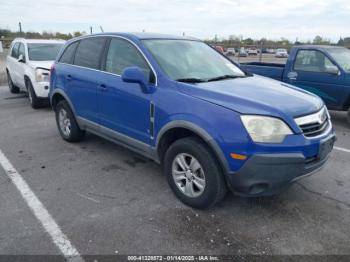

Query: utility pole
238;35;243;63
90;26;93;34
259;41;263;62
19;22;22;36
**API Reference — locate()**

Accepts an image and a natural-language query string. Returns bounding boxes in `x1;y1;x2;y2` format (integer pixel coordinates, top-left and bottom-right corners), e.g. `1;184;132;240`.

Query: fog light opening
249;183;270;194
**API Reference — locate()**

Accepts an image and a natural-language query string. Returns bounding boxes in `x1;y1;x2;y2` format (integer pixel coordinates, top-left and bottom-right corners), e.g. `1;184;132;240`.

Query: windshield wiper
207;75;244;82
176;78;206;83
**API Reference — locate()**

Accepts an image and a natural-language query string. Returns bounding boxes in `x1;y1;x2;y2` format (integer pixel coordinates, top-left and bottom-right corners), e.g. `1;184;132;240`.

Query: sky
0;0;349;42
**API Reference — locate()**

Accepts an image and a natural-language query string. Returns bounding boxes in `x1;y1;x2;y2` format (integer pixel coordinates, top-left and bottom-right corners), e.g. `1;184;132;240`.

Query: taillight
50;64;55;74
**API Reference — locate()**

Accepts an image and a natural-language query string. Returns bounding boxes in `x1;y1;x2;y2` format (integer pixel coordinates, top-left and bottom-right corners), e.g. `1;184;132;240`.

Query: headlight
35;68;50;82
241;115;293;143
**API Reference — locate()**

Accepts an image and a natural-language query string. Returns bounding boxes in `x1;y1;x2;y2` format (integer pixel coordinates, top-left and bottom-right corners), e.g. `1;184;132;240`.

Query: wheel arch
156;120;230;174
51;89;76;115
24;75;31;88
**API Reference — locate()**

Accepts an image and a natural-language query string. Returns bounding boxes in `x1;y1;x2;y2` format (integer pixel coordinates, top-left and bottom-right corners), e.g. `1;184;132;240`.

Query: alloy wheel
172;153;206;198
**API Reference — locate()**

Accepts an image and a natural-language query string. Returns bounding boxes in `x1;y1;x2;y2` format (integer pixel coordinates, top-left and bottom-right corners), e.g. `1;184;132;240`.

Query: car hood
177;75;324;118
28;61;54;70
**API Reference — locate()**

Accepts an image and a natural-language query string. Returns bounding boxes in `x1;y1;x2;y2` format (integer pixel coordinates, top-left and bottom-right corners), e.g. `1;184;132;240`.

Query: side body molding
156;120;231;174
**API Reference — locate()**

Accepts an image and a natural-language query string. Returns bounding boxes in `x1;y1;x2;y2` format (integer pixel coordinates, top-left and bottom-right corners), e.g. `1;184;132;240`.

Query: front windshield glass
142;40;245;82
28;43;63;61
328;48;350;73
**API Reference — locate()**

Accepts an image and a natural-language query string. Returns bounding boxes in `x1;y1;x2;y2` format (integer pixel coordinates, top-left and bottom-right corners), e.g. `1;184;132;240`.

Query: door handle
287;71;298;81
66;74;72;81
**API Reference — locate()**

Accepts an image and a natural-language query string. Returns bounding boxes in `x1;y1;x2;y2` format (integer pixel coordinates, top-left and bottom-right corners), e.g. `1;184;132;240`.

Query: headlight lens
241;115;293;143
35;68;50;82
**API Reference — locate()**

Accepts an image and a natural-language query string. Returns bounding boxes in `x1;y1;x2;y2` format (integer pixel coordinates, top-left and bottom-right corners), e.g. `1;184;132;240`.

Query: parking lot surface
0;58;350;258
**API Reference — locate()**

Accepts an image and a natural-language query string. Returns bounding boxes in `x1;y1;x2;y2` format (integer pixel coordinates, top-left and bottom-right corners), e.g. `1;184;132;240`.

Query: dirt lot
0;49;349;260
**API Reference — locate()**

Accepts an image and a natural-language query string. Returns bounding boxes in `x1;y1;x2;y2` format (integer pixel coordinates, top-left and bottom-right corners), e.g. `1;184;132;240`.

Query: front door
285;49;345;109
98;38;156;145
16;42;27;88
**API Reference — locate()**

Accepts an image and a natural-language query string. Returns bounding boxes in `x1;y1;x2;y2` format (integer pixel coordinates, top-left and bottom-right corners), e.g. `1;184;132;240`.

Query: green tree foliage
0;28;86;40
313;35;331;45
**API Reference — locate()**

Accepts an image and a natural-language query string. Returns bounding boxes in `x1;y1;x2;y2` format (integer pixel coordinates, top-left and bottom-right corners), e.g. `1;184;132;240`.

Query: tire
347;108;350;125
55;100;85;142
7;71;20;94
164;137;227;209
26;80;42;109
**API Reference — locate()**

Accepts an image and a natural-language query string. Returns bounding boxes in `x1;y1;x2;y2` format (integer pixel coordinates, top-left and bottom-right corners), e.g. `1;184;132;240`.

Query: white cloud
0;0;349;41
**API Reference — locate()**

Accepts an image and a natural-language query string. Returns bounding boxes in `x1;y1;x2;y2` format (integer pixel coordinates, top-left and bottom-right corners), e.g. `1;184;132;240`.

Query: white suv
6;38;65;108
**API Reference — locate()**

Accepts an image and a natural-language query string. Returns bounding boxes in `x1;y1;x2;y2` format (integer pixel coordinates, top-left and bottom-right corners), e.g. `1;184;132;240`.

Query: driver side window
11;43;20;59
18;43;26;62
294;50;336;73
105;38;154;83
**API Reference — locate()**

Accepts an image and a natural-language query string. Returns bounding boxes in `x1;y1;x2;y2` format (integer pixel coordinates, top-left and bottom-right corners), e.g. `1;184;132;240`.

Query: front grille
300;120;329;137
295;107;330;138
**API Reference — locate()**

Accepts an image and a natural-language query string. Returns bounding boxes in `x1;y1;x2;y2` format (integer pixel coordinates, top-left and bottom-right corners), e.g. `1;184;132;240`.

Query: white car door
16;42;27;88
7;42;20;86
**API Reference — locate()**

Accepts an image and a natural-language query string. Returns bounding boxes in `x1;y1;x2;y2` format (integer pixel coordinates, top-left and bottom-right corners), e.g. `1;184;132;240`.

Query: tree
313;35;330;45
73;31;82;37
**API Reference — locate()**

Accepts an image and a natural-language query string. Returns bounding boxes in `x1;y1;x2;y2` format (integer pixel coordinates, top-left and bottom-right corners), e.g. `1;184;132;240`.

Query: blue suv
50;33;335;208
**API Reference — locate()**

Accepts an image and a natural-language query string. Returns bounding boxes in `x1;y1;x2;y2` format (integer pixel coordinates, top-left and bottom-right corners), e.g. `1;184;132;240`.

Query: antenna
99;26;104;33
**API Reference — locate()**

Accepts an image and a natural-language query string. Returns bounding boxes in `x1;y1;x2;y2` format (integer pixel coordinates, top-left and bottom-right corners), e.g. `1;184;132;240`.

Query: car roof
13;38;66;44
295;45;345;50
69;32;199;42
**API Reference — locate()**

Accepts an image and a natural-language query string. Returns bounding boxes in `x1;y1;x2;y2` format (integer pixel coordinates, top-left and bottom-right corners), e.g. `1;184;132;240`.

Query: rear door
67;37;107;124
7;42;20;85
285;49;345;108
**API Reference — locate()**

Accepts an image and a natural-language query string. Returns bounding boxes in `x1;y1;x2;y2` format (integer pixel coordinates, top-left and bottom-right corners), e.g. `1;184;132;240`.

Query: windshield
28;43;63;61
328;48;350;73
142;40;245;82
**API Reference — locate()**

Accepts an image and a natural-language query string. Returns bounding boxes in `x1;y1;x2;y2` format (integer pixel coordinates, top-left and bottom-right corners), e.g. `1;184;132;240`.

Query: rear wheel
7;71;20;94
164;137;227;209
55;100;85;142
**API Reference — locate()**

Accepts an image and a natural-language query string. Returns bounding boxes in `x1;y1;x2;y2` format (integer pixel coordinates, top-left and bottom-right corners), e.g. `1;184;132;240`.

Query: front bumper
226;134;336;196
33;81;50;98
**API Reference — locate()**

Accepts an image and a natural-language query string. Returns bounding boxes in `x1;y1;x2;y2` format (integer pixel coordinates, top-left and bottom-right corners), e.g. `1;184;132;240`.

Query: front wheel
164;137;227;209
26;80;42;109
55;100;85;142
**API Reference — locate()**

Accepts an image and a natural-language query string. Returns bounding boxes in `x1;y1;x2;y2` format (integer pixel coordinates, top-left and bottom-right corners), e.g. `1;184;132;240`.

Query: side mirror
121;67;151;93
18;54;25;63
325;65;340;75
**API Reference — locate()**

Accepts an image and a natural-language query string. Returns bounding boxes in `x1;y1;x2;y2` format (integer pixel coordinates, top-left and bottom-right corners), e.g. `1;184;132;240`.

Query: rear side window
59;41;79;64
294;50;335;73
74;38;106;69
105;38;153;82
11;42;20;58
